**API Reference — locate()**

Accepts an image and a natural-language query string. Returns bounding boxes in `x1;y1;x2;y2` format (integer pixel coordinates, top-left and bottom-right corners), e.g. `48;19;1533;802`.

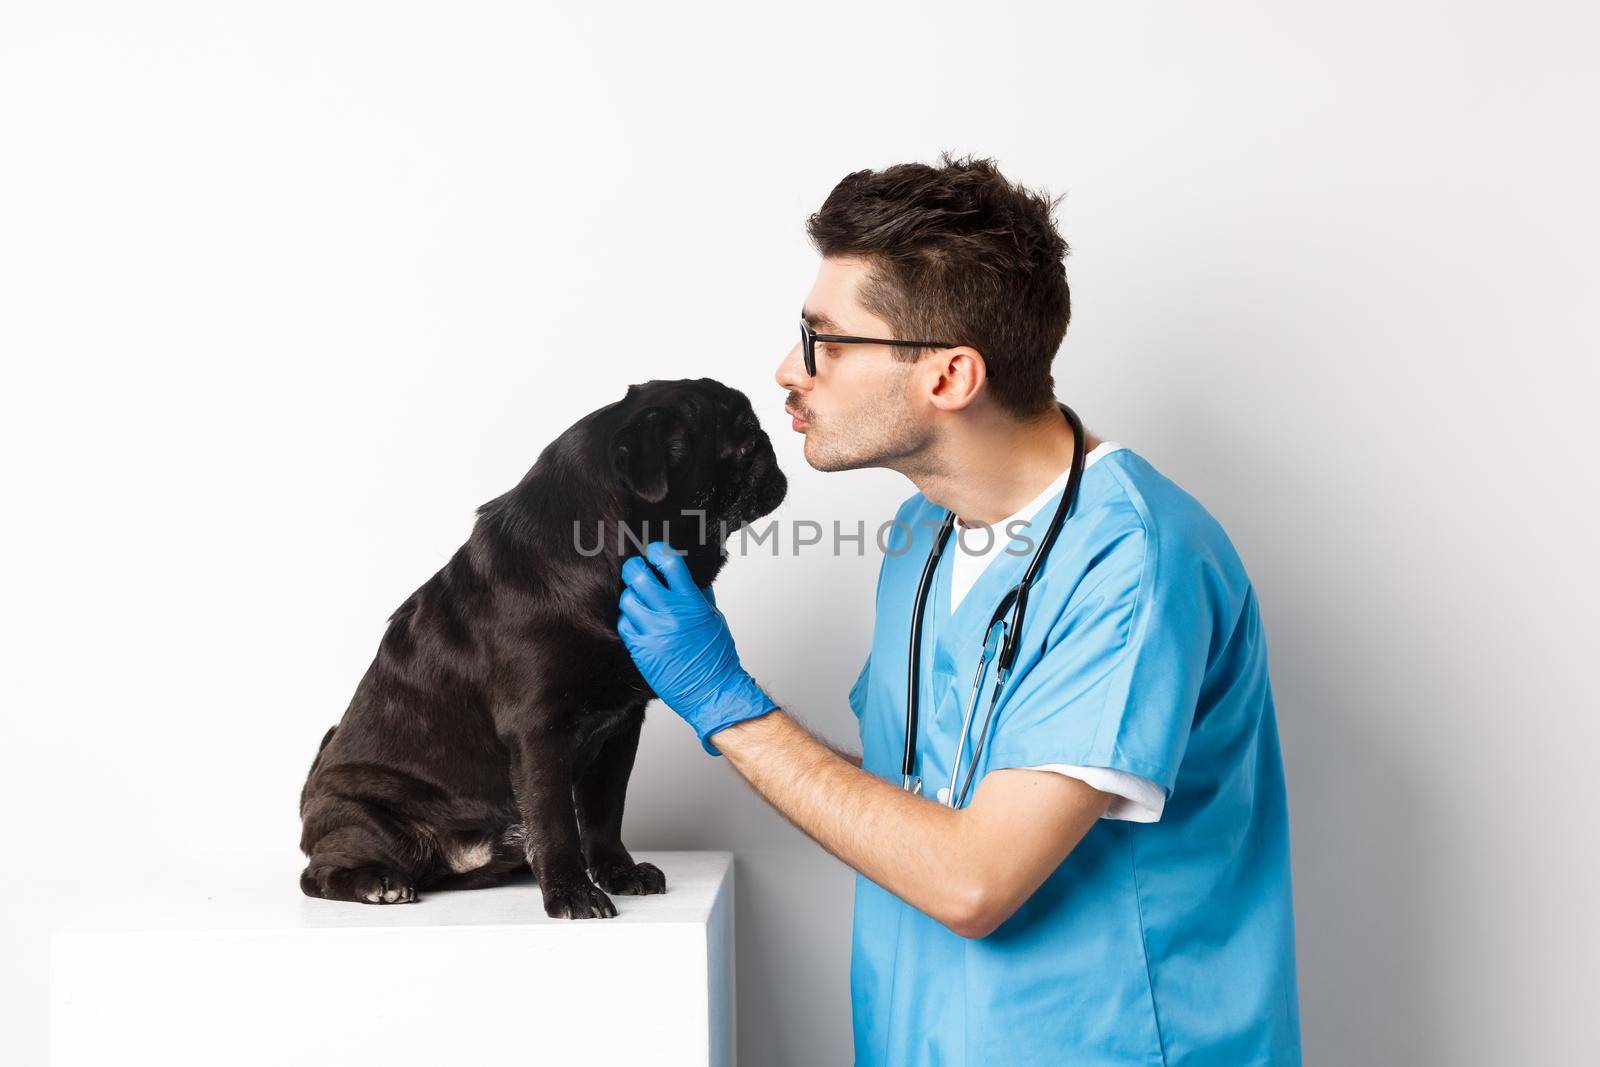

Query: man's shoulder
877;449;1248;580
1078;449;1250;588
1068;451;1254;617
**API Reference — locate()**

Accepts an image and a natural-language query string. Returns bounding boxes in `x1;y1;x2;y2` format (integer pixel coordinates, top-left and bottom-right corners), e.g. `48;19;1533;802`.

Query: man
616;153;1302;1065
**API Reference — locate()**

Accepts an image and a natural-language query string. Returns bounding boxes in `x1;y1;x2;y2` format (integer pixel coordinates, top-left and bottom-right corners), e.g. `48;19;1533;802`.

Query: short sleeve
1018;764;1167;823
983;522;1219;796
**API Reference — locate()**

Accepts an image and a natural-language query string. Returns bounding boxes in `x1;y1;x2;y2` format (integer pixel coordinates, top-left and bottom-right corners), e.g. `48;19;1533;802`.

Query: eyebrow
801;306;845;333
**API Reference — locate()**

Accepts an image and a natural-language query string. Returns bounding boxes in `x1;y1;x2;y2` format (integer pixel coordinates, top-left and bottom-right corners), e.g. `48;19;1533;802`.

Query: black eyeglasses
799;313;957;377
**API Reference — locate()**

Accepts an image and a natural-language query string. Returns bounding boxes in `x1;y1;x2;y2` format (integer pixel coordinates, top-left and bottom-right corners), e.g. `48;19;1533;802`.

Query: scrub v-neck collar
923;491;1055;689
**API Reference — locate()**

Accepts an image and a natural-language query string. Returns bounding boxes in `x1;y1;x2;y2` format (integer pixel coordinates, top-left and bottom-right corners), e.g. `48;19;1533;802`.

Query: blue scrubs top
847;448;1302;1065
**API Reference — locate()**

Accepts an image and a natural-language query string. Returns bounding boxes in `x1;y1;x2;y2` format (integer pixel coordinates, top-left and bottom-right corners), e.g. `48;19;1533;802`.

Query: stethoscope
902;402;1087;809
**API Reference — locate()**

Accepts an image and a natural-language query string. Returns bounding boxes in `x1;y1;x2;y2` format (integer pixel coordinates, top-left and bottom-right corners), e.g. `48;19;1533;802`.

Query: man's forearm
821;738;863;767
710;709;982;932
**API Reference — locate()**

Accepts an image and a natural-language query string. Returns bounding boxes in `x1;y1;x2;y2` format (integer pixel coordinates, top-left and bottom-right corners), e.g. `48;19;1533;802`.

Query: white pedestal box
51;850;734;1066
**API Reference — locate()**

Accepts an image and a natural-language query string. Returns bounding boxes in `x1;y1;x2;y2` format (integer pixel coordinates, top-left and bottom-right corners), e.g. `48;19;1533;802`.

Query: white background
3;3;1597;1063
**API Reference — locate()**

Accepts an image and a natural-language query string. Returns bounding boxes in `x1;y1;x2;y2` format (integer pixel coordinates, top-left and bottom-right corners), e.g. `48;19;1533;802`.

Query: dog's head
607;378;787;545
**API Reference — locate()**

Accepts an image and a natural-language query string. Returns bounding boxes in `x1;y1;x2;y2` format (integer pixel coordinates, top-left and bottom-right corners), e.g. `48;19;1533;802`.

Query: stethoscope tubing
903;402;1088;806
947;620;1005;807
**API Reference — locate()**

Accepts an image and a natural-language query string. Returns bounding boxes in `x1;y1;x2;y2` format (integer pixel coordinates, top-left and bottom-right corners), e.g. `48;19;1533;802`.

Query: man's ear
610;406;671;503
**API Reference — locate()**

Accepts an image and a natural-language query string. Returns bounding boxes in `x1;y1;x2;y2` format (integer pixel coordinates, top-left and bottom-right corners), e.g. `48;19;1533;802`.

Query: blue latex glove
617;541;778;756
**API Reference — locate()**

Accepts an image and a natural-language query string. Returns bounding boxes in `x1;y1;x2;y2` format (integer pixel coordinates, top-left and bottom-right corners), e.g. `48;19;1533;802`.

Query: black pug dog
298;378;787;918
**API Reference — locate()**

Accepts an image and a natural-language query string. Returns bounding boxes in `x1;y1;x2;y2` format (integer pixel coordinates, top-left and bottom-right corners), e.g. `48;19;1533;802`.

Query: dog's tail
308;725;337;776
298;724;341;828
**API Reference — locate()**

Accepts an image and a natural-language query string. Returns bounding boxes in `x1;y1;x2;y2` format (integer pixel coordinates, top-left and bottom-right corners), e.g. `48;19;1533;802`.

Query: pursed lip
785;405;808;429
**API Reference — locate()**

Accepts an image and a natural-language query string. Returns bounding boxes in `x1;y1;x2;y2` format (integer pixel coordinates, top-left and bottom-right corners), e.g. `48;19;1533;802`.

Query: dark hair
804;151;1071;418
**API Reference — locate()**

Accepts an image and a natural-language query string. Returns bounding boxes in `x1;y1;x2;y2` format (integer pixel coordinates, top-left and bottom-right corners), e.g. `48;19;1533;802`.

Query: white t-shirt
946;441;1166;823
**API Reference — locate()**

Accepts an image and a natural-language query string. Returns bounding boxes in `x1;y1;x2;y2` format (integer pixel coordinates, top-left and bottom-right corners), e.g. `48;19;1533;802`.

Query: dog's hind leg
299;809;422;905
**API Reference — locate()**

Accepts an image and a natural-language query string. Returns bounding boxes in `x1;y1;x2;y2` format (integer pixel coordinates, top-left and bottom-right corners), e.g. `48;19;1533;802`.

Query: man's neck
904;403;1101;528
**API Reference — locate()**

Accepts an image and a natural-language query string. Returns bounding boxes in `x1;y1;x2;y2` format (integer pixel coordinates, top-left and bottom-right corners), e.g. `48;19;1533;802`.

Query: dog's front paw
590;857;667;896
541;878;618;920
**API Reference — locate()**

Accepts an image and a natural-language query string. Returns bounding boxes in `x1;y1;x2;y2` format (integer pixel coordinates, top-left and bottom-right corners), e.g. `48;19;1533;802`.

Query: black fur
298;378;787;918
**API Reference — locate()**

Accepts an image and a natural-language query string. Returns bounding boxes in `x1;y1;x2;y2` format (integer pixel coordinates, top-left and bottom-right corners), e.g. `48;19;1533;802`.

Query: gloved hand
617;541;778;756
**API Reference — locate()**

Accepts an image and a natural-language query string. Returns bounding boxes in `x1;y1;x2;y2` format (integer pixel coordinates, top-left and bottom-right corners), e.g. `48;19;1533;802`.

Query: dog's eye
737;439;758;459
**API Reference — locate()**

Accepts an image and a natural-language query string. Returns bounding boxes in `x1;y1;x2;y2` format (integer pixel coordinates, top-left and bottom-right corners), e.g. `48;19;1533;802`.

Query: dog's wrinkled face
608;378;787;541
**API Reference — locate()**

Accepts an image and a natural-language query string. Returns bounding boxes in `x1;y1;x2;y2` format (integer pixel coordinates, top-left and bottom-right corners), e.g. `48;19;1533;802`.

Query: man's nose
775;340;810;392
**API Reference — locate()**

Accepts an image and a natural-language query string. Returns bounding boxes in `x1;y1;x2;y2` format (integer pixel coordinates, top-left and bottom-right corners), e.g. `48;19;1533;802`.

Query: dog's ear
610;405;672;504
